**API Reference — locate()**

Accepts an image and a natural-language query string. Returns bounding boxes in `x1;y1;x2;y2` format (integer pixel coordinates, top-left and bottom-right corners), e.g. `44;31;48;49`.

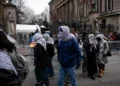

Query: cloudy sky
25;0;51;14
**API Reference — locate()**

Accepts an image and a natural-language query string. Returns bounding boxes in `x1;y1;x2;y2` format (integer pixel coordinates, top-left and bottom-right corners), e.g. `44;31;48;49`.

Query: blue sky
25;0;50;14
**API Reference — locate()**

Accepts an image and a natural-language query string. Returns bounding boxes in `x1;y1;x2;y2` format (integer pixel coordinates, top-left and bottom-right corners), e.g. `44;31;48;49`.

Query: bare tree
12;0;26;24
23;7;36;24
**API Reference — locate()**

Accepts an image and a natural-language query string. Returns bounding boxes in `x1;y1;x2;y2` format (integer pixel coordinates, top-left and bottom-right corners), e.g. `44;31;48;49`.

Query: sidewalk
22;54;120;86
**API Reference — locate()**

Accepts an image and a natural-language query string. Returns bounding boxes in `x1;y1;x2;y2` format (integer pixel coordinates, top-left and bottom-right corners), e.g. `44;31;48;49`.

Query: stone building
49;0;80;33
49;0;120;35
0;0;17;37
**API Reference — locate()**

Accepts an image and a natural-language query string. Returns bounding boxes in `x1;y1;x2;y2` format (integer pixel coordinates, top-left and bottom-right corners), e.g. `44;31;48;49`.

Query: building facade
0;0;17;37
49;0;79;33
49;0;120;35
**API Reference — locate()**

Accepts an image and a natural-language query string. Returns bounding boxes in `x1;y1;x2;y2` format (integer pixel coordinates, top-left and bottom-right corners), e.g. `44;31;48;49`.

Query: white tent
16;24;41;33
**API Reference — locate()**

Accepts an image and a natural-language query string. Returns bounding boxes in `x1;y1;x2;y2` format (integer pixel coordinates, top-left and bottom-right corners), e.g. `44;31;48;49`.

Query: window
86;1;90;16
91;0;98;12
80;5;83;18
102;19;106;28
108;0;111;10
100;0;102;12
105;0;112;11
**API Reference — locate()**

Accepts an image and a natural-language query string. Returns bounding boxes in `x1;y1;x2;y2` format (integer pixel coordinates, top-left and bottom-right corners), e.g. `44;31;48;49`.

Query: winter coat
0;51;20;86
58;37;80;68
47;43;55;57
83;37;98;74
97;40;109;64
96;34;109;64
34;43;51;69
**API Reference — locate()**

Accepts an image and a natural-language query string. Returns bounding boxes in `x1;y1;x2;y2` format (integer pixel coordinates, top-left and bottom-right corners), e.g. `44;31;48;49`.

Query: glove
76;64;80;70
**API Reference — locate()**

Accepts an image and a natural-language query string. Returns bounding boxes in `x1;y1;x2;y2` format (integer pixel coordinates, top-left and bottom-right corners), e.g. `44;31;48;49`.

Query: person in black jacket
32;33;50;86
83;34;98;80
43;33;55;77
0;29;20;86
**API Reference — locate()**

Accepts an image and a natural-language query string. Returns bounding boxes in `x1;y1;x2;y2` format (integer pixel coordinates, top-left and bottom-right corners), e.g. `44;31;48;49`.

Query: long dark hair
0;30;15;52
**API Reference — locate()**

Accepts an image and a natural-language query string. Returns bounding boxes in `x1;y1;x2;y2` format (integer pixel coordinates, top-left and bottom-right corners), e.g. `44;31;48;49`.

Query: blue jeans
58;66;78;86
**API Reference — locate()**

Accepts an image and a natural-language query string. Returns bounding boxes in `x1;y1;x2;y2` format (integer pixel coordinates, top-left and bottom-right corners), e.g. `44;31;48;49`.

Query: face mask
58;32;66;40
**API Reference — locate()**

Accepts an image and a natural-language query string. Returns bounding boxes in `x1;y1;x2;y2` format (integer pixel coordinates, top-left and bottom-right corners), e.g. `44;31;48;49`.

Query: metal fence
16;41;120;66
108;41;120;53
16;45;34;66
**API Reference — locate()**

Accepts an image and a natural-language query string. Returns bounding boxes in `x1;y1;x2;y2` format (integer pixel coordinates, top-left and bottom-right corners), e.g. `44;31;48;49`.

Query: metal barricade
108;41;120;54
16;41;120;66
16;44;34;66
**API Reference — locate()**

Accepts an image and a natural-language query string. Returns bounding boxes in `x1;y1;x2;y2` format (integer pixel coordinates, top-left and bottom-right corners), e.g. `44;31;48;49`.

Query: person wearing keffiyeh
57;26;80;86
32;33;50;86
83;34;98;80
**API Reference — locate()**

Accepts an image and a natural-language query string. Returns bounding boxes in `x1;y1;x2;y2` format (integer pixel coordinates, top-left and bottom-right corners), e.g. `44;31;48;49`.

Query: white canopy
16;24;41;33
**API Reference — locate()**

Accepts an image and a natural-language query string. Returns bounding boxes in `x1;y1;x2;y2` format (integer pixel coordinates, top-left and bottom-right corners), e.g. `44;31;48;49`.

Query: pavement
22;53;120;86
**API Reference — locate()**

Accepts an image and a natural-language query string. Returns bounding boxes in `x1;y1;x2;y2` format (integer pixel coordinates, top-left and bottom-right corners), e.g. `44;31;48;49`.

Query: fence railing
16;45;34;66
16;41;120;56
108;41;120;53
16;41;120;66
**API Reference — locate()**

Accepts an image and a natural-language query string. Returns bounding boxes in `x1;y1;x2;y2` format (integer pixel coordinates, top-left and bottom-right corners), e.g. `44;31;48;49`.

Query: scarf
58;26;70;41
32;33;46;50
88;34;97;51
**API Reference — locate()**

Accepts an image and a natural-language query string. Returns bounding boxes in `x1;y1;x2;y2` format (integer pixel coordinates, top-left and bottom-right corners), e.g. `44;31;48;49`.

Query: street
22;53;120;86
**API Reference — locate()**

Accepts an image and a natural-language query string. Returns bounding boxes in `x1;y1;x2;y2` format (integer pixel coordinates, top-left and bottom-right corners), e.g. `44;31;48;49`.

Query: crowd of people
0;25;110;86
30;25;110;86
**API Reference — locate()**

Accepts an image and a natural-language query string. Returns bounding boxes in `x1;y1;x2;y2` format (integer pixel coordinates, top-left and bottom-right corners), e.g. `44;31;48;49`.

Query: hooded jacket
58;26;80;68
32;33;50;69
96;34;109;64
43;33;55;57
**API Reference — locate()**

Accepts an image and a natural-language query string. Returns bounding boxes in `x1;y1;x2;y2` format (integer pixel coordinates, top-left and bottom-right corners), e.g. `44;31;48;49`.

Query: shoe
35;83;45;86
90;75;95;80
35;81;45;86
48;75;54;77
64;81;71;85
87;74;90;77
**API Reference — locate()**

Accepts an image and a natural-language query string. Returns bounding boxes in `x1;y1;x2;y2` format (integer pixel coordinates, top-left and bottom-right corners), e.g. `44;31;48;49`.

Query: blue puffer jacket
58;37;80;68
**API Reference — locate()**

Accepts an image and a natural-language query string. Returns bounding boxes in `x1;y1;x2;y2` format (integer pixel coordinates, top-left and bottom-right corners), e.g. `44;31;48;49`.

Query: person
96;34;109;78
43;33;55;77
54;36;59;62
32;33;50;86
58;26;80;86
0;29;20;86
29;33;34;44
83;34;98;80
82;31;87;42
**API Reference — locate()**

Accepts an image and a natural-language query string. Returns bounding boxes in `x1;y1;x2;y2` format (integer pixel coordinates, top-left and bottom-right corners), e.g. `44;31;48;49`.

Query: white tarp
16;24;41;33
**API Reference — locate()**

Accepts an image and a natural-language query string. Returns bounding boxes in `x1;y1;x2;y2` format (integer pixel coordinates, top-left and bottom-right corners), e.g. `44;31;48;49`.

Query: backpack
104;42;112;56
8;52;29;84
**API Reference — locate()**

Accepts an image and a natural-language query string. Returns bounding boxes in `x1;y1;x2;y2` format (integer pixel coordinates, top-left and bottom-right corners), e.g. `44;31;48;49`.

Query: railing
108;41;120;53
16;41;120;55
16;41;120;66
16;45;34;66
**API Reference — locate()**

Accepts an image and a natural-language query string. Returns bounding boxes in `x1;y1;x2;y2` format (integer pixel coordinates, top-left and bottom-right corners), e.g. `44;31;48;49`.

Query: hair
31;33;34;36
0;30;15;52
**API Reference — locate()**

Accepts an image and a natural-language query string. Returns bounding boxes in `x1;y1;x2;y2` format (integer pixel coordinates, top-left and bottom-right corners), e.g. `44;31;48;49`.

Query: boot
98;69;103;78
102;69;104;74
102;66;105;74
